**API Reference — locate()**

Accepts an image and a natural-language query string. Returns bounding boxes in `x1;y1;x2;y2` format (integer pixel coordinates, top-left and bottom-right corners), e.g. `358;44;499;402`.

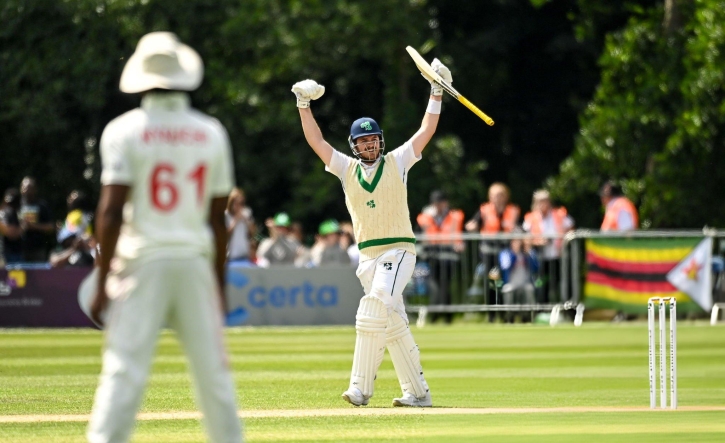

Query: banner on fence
0;267;94;327
225;264;363;326
584;237;713;313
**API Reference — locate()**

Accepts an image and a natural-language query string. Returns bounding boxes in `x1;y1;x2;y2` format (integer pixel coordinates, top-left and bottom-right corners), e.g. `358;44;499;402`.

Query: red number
150;164;178;212
150;163;207;211
187;164;207;205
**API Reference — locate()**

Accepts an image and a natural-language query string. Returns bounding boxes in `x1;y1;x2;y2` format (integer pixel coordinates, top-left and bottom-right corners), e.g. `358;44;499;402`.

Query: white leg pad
386;313;429;399
350;295;388;399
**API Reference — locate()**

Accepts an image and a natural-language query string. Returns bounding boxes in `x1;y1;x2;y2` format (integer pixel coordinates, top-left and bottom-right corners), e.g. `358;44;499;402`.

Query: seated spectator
417;190;464;251
523;189;574;302
523;189;573;259
465;182;520;257
19;177;55;262
314;220;351;266
263;217;277;240
600;180;639;231
465;182;520;235
339;222;359;265
417;190;464;323
256;213;302;267
50;227;95;268
464;182;520;310
61;190;94;238
225;187;255;263
290;222;312;267
0;188;23;264
499;234;539;310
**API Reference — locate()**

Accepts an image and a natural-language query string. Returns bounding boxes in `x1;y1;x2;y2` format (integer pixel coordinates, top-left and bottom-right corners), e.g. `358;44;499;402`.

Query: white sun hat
119;32;203;94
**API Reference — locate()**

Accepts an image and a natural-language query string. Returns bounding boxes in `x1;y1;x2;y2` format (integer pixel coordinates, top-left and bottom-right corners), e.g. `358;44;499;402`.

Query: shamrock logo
382;262;393;271
360;121;373;131
366;200;376;208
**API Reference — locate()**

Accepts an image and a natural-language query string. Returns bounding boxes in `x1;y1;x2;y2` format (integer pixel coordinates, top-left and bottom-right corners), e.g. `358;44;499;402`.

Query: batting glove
429;58;452;96
291;79;325;108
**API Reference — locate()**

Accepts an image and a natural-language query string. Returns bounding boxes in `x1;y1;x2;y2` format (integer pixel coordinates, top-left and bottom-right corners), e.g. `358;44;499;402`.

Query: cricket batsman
86;32;243;442
292;57;452;407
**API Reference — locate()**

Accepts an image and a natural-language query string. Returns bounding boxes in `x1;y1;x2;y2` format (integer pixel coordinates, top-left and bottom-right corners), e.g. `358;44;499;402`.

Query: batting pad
350;295;388;399
386;313;429;398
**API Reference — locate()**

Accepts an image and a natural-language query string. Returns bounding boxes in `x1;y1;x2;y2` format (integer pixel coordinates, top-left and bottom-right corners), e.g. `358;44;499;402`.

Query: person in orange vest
464;183;520;319
523;190;574;259
417;190;465;250
599;181;639;231
465;182;520;235
416;190;464;323
522;189;574;302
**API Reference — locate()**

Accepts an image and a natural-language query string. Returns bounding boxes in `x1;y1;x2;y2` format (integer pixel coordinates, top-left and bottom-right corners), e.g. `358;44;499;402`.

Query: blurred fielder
292;57;452;407
86;32;243;442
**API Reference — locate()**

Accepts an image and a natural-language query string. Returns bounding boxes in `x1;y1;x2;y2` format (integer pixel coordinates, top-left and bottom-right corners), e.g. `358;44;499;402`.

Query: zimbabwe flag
584;238;703;313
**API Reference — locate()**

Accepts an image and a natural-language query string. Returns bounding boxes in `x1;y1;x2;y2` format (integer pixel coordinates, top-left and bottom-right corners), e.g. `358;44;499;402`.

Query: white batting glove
291;79;325;108
429;58;452;96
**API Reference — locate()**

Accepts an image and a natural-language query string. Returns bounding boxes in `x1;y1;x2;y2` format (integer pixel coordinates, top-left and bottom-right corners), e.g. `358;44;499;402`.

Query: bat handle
458;96;495;126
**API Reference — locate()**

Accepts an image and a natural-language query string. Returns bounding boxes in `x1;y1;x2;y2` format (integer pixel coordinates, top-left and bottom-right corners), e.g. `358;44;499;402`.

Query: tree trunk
663;0;682;34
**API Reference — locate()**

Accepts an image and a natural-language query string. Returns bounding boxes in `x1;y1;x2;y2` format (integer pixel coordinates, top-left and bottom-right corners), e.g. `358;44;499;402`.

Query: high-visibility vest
417;209;464;246
524;207;568;248
601;197;639;231
479;203;519;233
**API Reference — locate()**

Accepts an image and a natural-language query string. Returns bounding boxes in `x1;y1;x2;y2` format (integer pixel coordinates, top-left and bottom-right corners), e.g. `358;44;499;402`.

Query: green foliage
413;134;488;213
570;0;658;44
0;0;434;230
0;0;632;233
551;0;725;228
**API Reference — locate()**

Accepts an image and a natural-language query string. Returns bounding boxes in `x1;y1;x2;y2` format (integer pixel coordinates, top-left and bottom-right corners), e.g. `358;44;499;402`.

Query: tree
1;0;656;236
549;0;725;228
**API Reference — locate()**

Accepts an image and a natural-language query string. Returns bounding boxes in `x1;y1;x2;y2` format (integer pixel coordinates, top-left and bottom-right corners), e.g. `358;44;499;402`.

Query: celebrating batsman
292;57;452;407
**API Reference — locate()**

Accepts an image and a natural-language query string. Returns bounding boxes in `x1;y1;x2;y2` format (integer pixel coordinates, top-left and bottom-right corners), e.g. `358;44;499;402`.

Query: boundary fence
409;229;725;327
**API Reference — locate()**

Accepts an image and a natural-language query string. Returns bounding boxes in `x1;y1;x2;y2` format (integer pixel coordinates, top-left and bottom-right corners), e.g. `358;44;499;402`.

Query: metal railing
409;232;579;326
409;229;725;326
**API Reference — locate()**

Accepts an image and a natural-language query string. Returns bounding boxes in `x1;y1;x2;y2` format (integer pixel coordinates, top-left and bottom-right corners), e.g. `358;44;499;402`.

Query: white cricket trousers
87;257;243;443
356;249;416;320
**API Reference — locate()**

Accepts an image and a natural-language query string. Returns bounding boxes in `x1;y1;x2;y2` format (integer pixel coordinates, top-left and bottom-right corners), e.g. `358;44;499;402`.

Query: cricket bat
406;46;494;126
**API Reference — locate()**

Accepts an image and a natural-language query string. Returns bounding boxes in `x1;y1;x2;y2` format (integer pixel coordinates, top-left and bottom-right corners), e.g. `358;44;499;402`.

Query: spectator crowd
1;177;639;279
1;177;96;268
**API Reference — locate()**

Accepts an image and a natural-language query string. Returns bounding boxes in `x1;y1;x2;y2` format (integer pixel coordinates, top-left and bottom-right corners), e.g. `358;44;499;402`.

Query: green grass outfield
1;322;725;442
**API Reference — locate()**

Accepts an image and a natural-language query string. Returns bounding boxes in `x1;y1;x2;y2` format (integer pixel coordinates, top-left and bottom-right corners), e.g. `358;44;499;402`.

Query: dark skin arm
21;204;55;234
90;185;129;327
210;196;229;314
0;220;21;239
50;238;81;268
23;221;55;234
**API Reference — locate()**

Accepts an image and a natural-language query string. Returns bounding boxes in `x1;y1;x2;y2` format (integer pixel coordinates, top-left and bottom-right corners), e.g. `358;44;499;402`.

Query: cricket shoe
342;387;369;406
392;391;432;407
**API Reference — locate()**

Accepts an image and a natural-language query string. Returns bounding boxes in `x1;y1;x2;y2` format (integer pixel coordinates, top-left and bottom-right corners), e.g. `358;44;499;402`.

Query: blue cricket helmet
348;117;386;160
350;117;382;140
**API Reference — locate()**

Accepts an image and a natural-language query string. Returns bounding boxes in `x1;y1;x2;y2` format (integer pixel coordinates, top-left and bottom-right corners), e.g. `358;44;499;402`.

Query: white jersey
325;141;421;185
100;92;234;263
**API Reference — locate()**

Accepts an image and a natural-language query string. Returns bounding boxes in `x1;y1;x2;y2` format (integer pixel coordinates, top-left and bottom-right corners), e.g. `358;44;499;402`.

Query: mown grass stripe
3;406;725;423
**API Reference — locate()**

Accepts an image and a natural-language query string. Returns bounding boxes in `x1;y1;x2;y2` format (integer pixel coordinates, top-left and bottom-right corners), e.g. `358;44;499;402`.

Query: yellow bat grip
457;95;494;126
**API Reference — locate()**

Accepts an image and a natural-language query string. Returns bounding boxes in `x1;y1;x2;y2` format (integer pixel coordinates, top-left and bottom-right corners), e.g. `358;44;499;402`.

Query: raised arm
299;108;335;165
409;59;452;157
292;80;334;165
409;95;441;157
